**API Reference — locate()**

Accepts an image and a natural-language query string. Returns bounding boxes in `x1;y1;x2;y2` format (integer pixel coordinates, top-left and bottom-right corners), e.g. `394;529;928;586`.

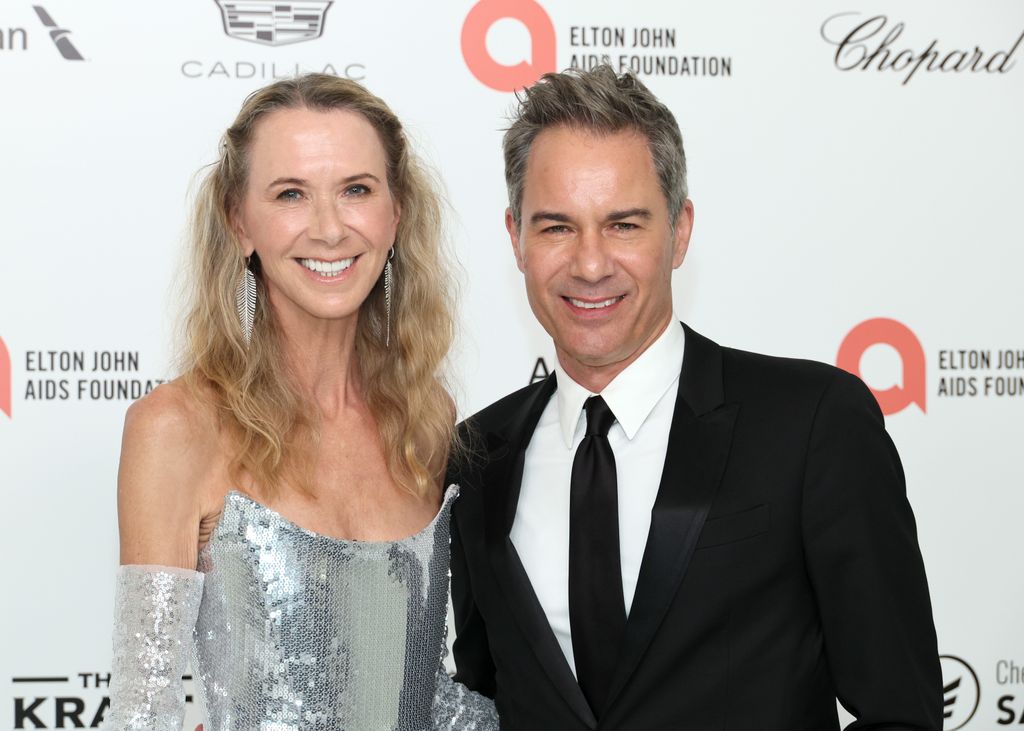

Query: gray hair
503;65;688;228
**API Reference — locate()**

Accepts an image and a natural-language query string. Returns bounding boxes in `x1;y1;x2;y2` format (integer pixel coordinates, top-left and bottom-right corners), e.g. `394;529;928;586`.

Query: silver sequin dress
104;485;498;731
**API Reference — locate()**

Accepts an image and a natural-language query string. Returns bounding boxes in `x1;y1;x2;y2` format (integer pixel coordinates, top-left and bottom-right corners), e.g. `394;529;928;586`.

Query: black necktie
569;395;626;716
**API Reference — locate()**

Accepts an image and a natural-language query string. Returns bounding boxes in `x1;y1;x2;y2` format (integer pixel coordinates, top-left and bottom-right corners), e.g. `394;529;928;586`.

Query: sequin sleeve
431;639;499;730
103;565;204;731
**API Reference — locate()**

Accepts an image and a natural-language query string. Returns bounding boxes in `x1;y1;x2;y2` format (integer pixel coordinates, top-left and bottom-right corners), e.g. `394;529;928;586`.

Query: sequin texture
105;485;496;730
105;566;204;730
195;482;495;731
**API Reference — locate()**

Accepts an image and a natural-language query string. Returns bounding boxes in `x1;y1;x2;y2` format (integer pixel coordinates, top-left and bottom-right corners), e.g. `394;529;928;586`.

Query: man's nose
569;228;615;282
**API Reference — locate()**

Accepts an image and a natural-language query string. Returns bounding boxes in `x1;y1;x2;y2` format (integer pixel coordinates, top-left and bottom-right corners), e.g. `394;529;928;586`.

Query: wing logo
215;1;333;46
941;655;980;730
32;6;84;60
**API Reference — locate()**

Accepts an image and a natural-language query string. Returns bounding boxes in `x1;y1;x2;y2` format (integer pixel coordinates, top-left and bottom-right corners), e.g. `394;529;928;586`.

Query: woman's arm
432;633;499;730
104;384;215;730
117;383;216;568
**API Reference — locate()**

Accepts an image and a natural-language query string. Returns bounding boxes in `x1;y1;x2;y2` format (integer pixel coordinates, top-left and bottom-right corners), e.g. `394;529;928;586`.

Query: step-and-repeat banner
2;1;1021;728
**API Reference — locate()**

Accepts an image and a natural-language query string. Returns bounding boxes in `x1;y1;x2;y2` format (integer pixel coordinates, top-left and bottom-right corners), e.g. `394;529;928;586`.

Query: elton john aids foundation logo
837;318;926;416
461;0;555;91
215;0;333;46
0;337;10;418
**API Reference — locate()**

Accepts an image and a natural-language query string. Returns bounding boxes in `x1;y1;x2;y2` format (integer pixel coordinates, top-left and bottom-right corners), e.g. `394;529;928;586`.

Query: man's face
507;126;693;387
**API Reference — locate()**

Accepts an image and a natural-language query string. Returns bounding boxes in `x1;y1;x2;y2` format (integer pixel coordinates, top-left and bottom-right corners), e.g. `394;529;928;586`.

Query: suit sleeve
450;502;497;699
801;369;942;730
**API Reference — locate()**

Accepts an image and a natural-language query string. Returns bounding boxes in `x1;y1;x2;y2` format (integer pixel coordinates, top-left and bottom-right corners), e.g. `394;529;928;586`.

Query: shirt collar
554;319;686;449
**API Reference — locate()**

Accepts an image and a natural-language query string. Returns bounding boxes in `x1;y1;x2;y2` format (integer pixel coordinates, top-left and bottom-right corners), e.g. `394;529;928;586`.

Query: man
448;66;941;730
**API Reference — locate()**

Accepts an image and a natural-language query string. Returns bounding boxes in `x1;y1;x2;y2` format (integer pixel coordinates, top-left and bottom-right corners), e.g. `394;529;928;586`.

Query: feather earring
236;258;256;346
384;246;395;348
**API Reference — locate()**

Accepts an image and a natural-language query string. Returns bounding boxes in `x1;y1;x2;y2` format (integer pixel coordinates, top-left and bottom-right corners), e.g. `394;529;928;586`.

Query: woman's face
233;106;399;332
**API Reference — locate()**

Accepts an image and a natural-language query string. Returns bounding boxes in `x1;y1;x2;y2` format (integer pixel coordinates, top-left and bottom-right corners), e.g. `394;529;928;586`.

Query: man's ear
672;199;694;269
506;207;525;273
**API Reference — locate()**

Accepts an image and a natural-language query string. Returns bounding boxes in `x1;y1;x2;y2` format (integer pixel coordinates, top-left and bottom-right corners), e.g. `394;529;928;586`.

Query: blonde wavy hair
181;73;456;500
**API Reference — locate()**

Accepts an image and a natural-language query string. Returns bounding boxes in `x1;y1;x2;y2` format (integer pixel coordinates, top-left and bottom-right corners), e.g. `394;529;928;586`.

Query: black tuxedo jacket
447;324;941;730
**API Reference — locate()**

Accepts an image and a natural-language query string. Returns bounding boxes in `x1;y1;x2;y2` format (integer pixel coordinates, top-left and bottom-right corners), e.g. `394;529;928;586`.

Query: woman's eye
276;188;302;201
345;184;370;196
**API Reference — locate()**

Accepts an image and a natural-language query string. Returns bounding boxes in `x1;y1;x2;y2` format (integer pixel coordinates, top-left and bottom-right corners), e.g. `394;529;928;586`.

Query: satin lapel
605;324;740;709
483;376;598;728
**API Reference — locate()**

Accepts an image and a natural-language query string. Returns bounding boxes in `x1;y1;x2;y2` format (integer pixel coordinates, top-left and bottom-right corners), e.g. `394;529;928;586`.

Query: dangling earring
236;257;256;346
384;246;395;348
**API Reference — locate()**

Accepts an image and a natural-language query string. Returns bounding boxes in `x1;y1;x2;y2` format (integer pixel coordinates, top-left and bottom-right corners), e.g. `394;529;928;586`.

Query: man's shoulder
721;344;837;383
460;377;552;436
449;378;552;512
717;341;871;408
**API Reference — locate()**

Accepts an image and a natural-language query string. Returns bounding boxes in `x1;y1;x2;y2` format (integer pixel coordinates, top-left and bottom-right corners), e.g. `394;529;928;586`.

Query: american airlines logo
215;0;333;46
32;5;83;60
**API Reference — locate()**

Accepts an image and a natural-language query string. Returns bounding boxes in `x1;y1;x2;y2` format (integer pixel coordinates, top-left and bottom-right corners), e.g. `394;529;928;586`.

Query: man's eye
277;188;302;201
543;225;570;234
612;222;638;231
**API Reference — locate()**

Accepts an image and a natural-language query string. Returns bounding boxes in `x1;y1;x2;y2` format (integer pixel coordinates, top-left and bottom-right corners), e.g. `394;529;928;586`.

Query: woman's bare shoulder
117;378;226;567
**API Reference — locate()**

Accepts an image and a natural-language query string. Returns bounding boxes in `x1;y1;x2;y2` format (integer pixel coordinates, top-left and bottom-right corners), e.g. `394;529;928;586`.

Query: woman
104;74;497;730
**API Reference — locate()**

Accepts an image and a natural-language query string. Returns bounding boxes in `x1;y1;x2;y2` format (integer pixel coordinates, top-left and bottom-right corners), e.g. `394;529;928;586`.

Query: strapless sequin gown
104;485;497;731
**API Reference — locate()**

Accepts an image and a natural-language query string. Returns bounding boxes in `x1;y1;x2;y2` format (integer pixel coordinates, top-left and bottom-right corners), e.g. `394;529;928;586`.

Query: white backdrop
2;1;1022;729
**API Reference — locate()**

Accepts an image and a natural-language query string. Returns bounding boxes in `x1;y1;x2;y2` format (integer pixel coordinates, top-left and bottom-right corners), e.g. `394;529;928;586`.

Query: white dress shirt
510;320;686;676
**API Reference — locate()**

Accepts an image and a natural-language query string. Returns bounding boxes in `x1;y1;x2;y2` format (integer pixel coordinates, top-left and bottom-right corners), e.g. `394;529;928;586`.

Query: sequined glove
431;640;499;730
103;565;204;731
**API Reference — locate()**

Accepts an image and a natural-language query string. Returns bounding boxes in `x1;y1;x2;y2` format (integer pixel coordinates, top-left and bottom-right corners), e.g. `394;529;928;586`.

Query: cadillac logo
215;0;333;46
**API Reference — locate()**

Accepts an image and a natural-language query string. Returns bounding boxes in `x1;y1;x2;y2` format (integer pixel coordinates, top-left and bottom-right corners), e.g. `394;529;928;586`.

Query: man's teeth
568;296;621;309
298;257;354;276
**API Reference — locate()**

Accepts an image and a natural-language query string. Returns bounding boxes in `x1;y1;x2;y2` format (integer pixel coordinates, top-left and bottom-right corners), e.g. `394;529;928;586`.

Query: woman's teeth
298;257;354;277
568;296;622;309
